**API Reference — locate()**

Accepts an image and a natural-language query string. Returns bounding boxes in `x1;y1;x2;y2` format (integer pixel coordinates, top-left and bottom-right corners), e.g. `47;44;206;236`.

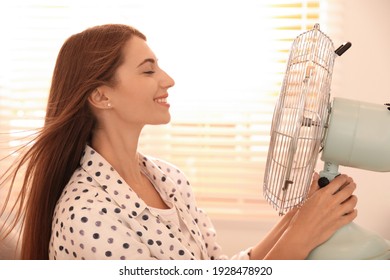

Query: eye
143;71;155;75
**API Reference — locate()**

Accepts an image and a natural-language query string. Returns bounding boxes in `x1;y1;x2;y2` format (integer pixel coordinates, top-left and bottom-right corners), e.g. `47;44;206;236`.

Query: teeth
155;98;167;103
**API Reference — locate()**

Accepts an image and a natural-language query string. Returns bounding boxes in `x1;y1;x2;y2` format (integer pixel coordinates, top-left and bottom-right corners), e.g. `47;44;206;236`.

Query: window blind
0;0;327;222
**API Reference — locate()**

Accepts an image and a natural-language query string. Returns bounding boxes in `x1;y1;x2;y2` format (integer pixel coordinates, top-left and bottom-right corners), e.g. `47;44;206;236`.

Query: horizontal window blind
0;0;328;222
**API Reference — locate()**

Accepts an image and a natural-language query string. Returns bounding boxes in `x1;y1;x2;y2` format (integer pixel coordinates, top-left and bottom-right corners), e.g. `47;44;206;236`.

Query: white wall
215;0;390;257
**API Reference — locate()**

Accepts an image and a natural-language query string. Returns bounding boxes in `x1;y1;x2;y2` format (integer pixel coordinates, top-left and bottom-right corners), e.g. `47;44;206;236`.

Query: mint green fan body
308;97;390;259
321;97;390;174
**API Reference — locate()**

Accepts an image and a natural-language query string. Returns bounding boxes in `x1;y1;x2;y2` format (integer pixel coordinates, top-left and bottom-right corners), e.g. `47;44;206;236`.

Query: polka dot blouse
49;145;251;260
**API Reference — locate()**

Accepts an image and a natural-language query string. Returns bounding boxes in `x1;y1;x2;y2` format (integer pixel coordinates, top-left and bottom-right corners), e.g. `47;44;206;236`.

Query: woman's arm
248;207;298;259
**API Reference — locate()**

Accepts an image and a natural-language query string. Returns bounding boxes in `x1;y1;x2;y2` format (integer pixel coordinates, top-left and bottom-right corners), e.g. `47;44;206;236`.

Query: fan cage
263;24;336;215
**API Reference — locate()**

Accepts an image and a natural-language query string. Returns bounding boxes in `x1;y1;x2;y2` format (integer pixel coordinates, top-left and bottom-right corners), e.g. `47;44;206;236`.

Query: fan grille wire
263;24;336;215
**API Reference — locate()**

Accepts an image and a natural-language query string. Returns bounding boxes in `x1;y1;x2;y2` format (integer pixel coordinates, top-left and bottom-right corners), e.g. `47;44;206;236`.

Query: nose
161;69;175;89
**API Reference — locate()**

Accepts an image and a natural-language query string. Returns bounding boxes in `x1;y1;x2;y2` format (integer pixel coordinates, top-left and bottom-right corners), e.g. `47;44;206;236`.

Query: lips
154;97;167;104
154;95;169;105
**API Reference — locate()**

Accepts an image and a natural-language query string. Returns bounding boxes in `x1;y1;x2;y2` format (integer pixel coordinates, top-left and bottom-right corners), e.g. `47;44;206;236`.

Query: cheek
127;79;157;98
113;78;159;113
115;86;152;114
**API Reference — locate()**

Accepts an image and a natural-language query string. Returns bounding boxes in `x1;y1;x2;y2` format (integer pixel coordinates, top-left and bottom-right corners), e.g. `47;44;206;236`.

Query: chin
161;117;171;124
162;113;171;124
151;115;171;125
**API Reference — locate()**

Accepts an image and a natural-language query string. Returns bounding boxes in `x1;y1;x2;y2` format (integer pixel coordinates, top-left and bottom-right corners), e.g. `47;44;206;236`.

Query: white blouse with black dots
49;145;251;260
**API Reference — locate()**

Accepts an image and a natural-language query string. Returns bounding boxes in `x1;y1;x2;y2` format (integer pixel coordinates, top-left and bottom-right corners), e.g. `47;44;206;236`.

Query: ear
88;87;112;109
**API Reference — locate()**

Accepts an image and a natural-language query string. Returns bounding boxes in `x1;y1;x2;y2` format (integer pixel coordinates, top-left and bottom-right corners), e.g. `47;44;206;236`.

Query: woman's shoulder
140;154;195;199
55;167;112;211
141;154;187;180
144;156;190;186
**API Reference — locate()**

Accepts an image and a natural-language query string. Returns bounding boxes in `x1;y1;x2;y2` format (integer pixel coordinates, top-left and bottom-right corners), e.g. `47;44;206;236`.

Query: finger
338;175;354;191
338;195;358;215
323;174;351;195
334;181;356;204
308;172;320;197
339;208;358;225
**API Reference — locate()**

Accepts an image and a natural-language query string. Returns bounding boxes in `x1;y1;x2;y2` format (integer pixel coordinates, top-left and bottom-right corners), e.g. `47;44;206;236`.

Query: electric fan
263;24;390;259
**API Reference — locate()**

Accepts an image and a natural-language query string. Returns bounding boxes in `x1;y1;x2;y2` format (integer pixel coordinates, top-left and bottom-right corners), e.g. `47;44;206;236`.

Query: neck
91;125;144;184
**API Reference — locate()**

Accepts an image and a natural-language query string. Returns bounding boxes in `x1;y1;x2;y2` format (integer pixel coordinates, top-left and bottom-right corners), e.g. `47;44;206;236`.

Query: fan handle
318;162;340;188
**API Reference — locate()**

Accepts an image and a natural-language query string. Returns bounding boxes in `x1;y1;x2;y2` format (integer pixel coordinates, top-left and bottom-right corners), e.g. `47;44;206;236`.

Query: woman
0;24;358;260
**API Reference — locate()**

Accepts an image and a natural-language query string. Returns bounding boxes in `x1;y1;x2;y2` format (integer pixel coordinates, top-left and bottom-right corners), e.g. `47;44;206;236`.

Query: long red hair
0;24;146;259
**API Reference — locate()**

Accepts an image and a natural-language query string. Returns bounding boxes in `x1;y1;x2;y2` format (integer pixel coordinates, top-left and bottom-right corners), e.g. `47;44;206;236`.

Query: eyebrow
137;58;156;68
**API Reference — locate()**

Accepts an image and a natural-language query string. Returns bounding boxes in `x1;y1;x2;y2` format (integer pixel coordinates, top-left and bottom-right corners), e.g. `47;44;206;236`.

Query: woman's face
106;36;175;128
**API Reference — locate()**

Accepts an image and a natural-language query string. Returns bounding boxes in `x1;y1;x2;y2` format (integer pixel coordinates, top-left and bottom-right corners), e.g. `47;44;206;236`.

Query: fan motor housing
321;97;390;172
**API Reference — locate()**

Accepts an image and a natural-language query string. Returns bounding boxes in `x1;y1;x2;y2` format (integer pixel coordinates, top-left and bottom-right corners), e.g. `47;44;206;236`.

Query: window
0;0;331;221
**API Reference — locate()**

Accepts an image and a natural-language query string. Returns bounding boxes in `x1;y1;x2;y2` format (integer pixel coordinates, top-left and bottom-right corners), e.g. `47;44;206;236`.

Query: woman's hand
286;173;358;256
251;173;358;260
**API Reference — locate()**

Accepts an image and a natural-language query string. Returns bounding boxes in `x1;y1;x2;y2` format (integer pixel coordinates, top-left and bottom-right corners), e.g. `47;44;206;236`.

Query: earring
107;103;112;108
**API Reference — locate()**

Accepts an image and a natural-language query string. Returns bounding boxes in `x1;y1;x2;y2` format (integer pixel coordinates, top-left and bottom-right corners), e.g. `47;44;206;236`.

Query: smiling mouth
154;97;167;104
